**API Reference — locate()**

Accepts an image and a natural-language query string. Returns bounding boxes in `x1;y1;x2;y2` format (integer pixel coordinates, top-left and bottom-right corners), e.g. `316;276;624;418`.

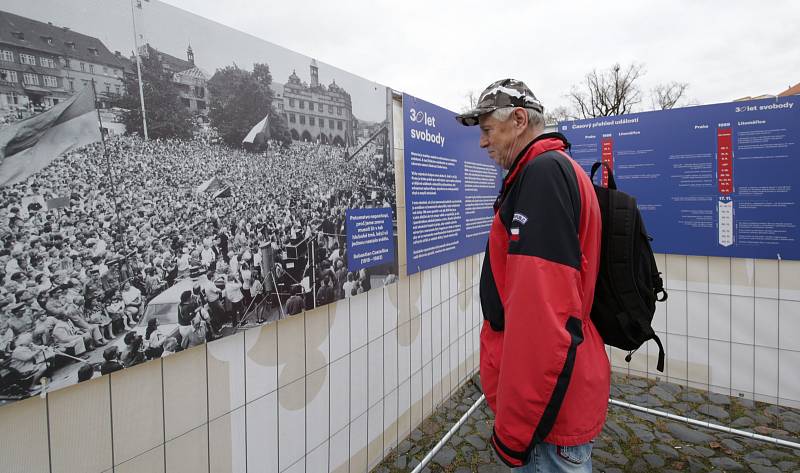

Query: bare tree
650;81;689;110
568;63;645;118
545;105;571;124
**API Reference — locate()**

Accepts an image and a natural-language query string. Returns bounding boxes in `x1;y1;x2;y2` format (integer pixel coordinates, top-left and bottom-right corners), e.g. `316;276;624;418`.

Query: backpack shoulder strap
591;162;617;190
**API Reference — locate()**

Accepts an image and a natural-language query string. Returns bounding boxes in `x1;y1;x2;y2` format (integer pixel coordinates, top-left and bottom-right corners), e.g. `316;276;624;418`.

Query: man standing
455;79;608;471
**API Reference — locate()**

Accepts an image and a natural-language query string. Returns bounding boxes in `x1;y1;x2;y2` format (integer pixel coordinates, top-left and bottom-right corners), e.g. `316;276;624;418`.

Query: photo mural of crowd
0;0;399;403
0;116;396;402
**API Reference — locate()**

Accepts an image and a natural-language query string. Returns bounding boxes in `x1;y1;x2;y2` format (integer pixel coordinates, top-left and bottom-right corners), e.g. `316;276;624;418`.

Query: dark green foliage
114;53;195;140
208;63;289;148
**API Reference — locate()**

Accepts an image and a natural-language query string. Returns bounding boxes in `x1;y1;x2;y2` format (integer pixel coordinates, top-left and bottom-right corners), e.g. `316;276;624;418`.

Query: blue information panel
346;207;395;272
403;94;503;274
560;96;800;260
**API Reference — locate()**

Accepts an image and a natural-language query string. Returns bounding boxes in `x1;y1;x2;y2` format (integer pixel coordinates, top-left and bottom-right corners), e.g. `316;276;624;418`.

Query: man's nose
479;134;488;148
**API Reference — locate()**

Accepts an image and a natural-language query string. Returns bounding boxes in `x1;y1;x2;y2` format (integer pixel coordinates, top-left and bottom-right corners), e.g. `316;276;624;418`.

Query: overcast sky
5;0;798;116
155;0;798;114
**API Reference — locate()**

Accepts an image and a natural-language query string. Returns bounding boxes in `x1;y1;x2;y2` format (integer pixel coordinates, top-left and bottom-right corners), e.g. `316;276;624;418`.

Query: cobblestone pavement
375;373;800;472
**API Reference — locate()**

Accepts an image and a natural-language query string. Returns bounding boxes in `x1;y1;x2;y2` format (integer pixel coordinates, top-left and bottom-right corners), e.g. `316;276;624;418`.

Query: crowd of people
0;132;396;397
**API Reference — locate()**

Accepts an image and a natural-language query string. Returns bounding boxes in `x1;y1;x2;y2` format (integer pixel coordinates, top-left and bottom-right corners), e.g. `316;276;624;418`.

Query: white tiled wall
0;254;484;473
611;255;800;409
0;95;483;473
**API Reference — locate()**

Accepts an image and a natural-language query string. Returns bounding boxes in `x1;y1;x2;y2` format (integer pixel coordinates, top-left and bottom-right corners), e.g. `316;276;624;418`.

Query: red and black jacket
479;133;609;467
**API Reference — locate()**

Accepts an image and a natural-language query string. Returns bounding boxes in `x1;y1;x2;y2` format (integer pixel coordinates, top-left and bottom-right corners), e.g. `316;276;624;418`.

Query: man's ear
513;108;528;129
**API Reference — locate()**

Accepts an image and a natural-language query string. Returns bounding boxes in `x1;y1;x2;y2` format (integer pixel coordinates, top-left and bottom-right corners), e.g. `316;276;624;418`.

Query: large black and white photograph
0;0;397;404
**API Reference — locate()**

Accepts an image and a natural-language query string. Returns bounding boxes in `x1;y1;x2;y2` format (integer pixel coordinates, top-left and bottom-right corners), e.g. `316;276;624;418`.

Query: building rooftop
0;9;128;70
778;82;800;97
140;43;194;73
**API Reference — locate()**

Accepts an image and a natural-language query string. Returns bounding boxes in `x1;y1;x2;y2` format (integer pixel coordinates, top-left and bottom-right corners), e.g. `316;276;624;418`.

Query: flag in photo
213;186;232;199
242;114;270;144
0;86;100;187
510;227;520;241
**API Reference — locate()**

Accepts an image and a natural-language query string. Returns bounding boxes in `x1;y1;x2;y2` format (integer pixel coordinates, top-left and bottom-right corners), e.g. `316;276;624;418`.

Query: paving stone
736;398;755;408
655;443;681;458
422;421;442;435
394;455;407;469
694;446;715;458
644;453;666;468
398;439;413;454
744;450;772;466
476;420;492;437
782;421;800;434
776;460;797;470
672;402;692;413
686;458;708;473
763;449;794;461
432;446;457;466
681;391;706;404
710;457;745;470
708;392;732;405
765;405;783;416
731;416;755;428
755;425;781;435
651;385;678;402
627;393;664;407
477;449;495;464
630;425;655;443
630;411;659;423
661;383;684;395
720;438;743;451
465;435;486;450
781;411;800;423
629;378;649;388
617;383;644;395
666;423;715;443
679;446;699;456
631;458;648;471
461;444;475;458
740;437;766;448
750;412;773;424
603;419;630;441
592;449;629;465
654;431;675;442
749;465;781;473
681;458;708;472
477;465;505;473
698;403;731;420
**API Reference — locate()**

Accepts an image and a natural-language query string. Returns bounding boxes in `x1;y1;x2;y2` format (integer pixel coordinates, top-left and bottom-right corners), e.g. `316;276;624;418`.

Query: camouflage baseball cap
455;78;543;126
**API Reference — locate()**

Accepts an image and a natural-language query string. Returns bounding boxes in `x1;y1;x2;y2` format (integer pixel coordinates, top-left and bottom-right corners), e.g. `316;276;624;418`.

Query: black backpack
589;162;668;372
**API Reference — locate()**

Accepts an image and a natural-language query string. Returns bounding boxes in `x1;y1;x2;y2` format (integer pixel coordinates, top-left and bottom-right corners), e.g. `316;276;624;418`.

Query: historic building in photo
273;59;356;146
0;9;128;114
138;43;210;115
